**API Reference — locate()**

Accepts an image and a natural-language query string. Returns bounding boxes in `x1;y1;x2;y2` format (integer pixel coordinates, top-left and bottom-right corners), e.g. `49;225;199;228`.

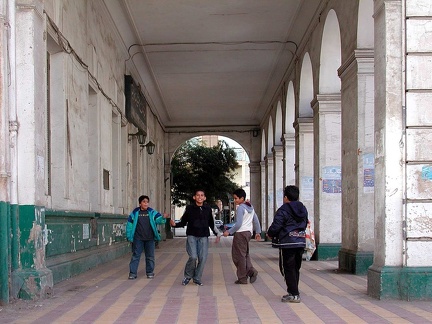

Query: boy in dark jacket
170;189;221;286
267;185;308;303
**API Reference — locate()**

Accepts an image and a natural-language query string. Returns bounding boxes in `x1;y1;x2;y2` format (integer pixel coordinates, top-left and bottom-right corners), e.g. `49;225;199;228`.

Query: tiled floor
1;237;431;323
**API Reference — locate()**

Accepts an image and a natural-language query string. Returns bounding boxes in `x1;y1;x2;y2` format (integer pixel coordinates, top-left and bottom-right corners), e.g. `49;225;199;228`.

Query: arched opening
299;53;314;117
267;118;274;154
319;9;341;93
275;102;283;146
285;82;295;134
357;0;374;48
170;135;251;235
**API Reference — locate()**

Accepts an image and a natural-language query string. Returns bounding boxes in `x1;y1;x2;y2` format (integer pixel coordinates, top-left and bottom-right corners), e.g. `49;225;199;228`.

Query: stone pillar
338;49;375;274
283;133;296;186
260;161;267;233
294;118;314;228
312;95;341;260
249;162;261;232
11;1;53;299
265;154;274;230
164;161;173;239
272;145;284;211
368;0;432;300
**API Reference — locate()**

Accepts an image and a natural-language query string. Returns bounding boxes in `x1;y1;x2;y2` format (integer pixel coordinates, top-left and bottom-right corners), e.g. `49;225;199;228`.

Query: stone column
312;95;341;260
272;145;284;211
249;162;261;232
265;155;274;230
283;133;296;186
294;118;314;229
164;161;173;239
368;0;432;300
11;1;53;299
260;161;267;233
338;49;375;274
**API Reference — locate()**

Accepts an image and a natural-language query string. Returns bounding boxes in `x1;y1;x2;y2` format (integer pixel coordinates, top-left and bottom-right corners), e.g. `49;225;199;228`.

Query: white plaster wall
40;0;165;214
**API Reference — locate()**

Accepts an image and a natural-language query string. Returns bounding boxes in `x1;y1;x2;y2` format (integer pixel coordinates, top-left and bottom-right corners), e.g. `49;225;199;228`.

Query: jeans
184;235;209;282
279;247;304;295
129;238;155;276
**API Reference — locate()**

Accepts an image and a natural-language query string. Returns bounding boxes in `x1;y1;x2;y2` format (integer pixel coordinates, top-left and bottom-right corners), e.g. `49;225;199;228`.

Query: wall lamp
128;130;146;145
128;130;155;154
141;141;156;155
252;128;260;137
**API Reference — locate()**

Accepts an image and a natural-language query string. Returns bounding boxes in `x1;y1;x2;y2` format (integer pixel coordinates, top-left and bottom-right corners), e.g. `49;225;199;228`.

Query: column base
339;249;373;275
315;243;340;260
368;265;432;300
11;268;53;300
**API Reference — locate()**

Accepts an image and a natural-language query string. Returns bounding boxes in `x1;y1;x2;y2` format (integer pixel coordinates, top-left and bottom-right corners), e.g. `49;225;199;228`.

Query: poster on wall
322;166;341;193
301;176;314;200
421;165;432;180
363;153;375;193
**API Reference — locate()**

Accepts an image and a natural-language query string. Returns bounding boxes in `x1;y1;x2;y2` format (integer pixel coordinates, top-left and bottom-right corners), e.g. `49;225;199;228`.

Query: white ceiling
105;1;323;130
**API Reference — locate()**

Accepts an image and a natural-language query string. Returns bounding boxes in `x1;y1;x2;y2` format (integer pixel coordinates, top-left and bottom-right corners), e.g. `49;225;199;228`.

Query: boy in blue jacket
267;185;308;303
126;195;169;279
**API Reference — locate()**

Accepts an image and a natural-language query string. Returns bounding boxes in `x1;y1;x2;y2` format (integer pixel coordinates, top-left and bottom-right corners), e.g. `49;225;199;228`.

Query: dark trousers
232;231;255;283
279;247;304;295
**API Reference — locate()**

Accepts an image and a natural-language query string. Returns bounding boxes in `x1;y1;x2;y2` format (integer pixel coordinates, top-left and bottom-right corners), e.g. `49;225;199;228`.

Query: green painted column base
315;243;341;260
11;268;53;300
338;249;373;275
368;265;432;300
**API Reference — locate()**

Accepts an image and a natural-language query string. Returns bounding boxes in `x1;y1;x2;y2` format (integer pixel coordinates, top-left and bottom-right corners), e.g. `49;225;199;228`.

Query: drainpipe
0;0;11;304
7;0;18;274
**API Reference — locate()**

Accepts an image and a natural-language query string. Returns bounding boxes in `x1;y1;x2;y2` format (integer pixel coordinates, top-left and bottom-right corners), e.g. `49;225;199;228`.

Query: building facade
0;0;431;303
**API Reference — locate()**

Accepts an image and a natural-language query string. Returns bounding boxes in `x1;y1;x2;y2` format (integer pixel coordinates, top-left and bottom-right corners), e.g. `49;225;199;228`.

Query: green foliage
171;139;240;206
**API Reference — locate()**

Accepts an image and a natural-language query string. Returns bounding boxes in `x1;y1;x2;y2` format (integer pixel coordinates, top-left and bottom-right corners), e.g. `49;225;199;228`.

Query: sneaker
249;270;258;283
281;293;301;303
193;280;203;286
182;277;191;286
234;280;248;284
147;274;154;279
128;273;137;280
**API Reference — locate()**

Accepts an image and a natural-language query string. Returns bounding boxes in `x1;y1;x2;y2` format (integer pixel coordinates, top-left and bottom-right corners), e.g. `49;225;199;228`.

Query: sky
219;136;242;148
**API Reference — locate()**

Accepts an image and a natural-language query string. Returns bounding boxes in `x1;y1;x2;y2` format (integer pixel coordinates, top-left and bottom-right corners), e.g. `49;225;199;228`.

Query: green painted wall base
368;265;432;300
11;268;53;300
339;249;373;275
315;243;341;260
47;242;130;284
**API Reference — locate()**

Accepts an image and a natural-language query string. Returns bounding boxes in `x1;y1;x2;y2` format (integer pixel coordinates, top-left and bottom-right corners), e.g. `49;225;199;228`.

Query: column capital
294;118;313;133
272;145;283;155
249;161;261;173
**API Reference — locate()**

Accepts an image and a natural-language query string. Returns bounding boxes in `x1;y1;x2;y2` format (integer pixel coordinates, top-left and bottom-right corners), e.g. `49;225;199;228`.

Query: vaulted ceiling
105;1;323;130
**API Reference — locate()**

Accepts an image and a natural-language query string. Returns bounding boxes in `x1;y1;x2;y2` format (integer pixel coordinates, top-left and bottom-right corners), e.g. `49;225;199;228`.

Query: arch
285;82;295;134
319;9;341;94
167;130;261;164
299;53;314;117
357;0;374;48
275;101;283;145
267;118;274;155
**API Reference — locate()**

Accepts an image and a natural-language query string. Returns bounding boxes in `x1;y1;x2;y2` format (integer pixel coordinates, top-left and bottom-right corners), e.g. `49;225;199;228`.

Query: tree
171;138;239;207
